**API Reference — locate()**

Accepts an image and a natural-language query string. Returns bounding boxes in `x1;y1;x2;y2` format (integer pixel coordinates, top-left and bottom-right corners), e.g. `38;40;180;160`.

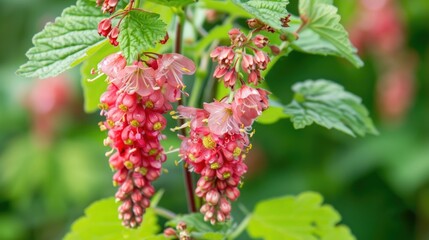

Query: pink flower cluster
178;84;269;224
211;28;270;87
98;18;120;46
98;52;195;228
97;0;119;14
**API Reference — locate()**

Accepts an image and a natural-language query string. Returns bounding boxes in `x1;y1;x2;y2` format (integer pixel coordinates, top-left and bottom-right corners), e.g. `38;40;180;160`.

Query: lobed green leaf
17;0;108;79
119;11;167;64
64;197;160;240
247;192;356;240
295;0;363;67
146;0;197;7
231;0;290;30
284;79;378;137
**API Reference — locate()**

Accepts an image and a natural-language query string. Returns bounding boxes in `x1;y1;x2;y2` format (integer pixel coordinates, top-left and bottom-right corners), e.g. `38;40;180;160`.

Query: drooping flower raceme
177;85;268;224
176;26;273;225
98;52;195;228
178;105;248;224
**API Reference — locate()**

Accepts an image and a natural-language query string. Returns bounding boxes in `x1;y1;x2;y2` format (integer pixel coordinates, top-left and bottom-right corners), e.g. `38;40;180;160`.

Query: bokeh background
1;0;429;239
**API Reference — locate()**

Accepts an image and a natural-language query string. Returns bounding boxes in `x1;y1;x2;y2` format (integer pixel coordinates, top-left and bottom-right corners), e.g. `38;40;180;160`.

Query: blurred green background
1;0;429;239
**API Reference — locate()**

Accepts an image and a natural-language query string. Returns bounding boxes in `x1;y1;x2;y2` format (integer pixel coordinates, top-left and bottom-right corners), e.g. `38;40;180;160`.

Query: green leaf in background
147;0;196;7
195;23;233;53
119;11;166;63
232;0;289;30
64;197;160;240
166;213;231;239
247;192;356;240
80;42;118;113
295;0;363;68
199;0;251;18
256;99;288;124
17;0;108;79
284;79;377;137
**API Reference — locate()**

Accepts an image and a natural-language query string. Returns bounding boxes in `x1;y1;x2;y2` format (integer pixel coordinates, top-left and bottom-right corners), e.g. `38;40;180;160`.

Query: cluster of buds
163;222;190;239
97;0;120;14
210;28;271;87
177;83;269;224
98;18;120;46
97;52;195;228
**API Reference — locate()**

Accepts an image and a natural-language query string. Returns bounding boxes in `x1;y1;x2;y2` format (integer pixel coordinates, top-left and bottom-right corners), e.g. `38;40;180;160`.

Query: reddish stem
174;18;197;213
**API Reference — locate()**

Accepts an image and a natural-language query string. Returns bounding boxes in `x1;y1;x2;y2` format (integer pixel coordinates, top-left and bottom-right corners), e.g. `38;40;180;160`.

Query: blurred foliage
1;0;429;239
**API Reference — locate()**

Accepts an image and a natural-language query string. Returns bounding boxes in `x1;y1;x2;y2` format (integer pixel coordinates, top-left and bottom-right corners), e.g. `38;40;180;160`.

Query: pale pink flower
241;54;256;74
253;49;270;70
210;46;235;66
228;28;247;47
156;53;196;89
98;53;126;79
253;34;269;48
177;106;208;130
114;62;158;97
204;101;240;135
232;85;269;126
223;69;237;87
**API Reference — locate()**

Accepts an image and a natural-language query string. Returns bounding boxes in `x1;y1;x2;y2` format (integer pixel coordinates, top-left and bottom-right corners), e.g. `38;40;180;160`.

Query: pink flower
232;85;270;126
253;34;269;48
156;53;196;90
114;61;158;97
98;53;126;79
228;28;247;47
101;0;119;13
241;54;256;74
108;27;120;46
210;46;235;66
98;18;112;37
223;69;237;87
204;101;240;135
177;106;208;130
253;49;270;70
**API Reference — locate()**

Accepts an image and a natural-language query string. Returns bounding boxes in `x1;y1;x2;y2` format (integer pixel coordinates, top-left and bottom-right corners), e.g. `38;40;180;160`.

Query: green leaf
64;197;160;240
17;0;108;79
143;235;168;240
80;43;118;113
256;99;288;124
296;0;363;67
232;0;289;29
166;213;231;239
119;11;167;63
284;79;377;137
146;0;196;7
195;23;233;53
199;0;252;18
247;192;356;240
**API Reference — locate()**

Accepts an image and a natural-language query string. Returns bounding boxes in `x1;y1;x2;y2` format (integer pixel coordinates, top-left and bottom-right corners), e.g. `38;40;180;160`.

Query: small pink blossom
156;53;196;89
253;49;270;70
253;34;269;48
223;69;237;87
114;61;158;97
232;85;269;126
228;28;247;47
101;0;119;13
98;18;112;37
210;46;235;66
108;27;120;46
98;53;126;79
204;101;240;135
177;106;209;130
